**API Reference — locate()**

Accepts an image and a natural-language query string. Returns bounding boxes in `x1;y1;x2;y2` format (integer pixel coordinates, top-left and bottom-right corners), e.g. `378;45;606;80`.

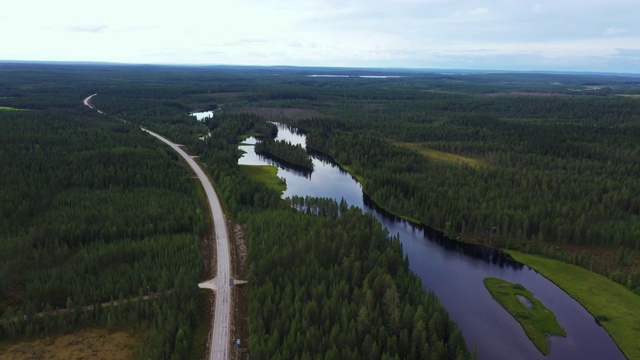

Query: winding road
83;94;231;360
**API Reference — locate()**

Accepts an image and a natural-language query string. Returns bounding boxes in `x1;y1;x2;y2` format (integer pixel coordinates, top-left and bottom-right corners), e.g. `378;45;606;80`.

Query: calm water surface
190;110;214;121
238;123;625;360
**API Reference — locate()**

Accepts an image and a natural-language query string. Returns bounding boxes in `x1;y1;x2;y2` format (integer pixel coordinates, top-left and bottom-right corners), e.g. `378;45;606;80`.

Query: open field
239;165;286;194
0;106;23;111
484;277;565;354
0;328;140;360
506;251;640;360
393;141;488;168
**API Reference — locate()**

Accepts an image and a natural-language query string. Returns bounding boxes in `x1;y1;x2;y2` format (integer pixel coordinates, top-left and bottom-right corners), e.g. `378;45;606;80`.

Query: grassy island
506;251;640;360
240;165;286;194
484;277;566;355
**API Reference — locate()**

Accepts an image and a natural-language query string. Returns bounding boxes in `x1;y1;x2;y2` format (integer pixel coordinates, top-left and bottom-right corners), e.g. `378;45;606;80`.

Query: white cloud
1;0;640;72
67;24;108;33
468;7;489;16
604;27;628;36
614;48;640;58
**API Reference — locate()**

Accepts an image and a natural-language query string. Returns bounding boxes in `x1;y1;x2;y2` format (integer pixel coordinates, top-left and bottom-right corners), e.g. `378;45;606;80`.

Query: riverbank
308;147;425;225
325;149;636;359
506;251;639;360
240;125;626;358
239;165;286;194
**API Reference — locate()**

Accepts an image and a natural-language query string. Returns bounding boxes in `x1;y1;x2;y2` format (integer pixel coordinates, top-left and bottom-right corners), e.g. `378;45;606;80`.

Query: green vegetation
0;94;206;357
239;165;286;194
3;62;640;358
196;114;472;358
305;117;640;253
254;139;314;170
239;130;272;141
244;198;471;359
299;94;640;295
188;290;213;360
483;277;566;355
0;106;23;111
393;141;488;168
506;251;640;360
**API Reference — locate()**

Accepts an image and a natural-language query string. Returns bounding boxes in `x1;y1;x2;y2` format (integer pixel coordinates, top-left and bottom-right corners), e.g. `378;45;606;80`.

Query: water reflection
238;124;625;360
190;110;214;121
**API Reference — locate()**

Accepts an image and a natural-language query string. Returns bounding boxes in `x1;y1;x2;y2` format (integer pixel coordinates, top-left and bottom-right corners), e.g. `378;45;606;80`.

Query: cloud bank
2;0;639;72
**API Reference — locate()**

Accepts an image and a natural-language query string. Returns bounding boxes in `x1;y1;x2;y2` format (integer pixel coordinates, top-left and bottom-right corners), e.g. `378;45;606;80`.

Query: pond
238;123;625;360
190;110;214;122
516;295;534;309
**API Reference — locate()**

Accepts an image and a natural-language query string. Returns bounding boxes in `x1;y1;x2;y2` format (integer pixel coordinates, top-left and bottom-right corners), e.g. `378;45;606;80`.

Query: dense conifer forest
254;139;314;171
244;198;469;360
297;95;640;292
1;63;639;358
0;108;205;359
196;114;472;358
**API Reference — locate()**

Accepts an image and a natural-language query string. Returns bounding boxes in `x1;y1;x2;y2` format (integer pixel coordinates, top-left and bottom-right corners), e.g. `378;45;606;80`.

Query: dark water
239;123;626;360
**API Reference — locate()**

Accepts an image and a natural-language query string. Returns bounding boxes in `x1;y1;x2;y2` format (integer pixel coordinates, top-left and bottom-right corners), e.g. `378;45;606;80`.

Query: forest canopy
2;62;639;358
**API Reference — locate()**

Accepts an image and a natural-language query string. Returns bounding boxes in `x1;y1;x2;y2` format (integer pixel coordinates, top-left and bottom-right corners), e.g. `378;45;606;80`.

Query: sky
2;0;640;73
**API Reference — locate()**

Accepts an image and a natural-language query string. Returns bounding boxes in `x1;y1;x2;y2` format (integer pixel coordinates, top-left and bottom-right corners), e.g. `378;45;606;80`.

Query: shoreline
309;144;635;360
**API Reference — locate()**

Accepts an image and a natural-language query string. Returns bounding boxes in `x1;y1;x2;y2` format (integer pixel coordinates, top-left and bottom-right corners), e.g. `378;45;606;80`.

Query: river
238;123;625;360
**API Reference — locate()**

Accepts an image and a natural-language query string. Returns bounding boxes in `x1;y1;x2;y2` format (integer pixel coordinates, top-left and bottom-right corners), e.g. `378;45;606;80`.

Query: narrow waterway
239;123;625;360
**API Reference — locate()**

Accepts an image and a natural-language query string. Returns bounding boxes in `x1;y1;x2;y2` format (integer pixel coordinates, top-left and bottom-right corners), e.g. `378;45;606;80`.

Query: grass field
0;328;140;360
392;141;488;168
0;106;23;111
484;277;565;354
506;251;640;360
339;164;365;183
240;165;286;194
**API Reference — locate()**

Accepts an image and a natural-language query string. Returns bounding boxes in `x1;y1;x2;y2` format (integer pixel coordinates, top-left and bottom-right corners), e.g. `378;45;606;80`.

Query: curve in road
142;128;231;360
82;94;231;360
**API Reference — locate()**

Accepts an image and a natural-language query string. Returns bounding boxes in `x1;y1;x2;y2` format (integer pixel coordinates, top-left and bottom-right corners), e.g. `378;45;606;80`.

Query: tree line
255;139;314;171
242;199;472;360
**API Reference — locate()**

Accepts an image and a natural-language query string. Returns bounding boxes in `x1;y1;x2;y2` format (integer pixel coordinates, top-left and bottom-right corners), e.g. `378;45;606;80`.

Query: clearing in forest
393;141;488;168
0;328;140;360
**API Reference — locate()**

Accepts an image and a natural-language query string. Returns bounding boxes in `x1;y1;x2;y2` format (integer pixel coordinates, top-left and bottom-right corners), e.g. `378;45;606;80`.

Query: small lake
238;123;625;360
516;295;534;309
190;110;214;121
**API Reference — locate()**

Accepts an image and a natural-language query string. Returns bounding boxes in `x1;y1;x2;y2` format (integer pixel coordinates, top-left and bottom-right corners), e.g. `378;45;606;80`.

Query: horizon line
1;59;639;77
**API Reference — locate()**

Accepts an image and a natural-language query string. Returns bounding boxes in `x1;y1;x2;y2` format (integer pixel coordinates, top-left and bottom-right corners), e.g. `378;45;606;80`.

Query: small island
484;277;566;355
255;139;314;171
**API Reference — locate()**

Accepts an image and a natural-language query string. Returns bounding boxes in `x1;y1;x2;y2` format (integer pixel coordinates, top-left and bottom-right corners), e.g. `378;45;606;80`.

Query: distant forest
1;63;639;358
